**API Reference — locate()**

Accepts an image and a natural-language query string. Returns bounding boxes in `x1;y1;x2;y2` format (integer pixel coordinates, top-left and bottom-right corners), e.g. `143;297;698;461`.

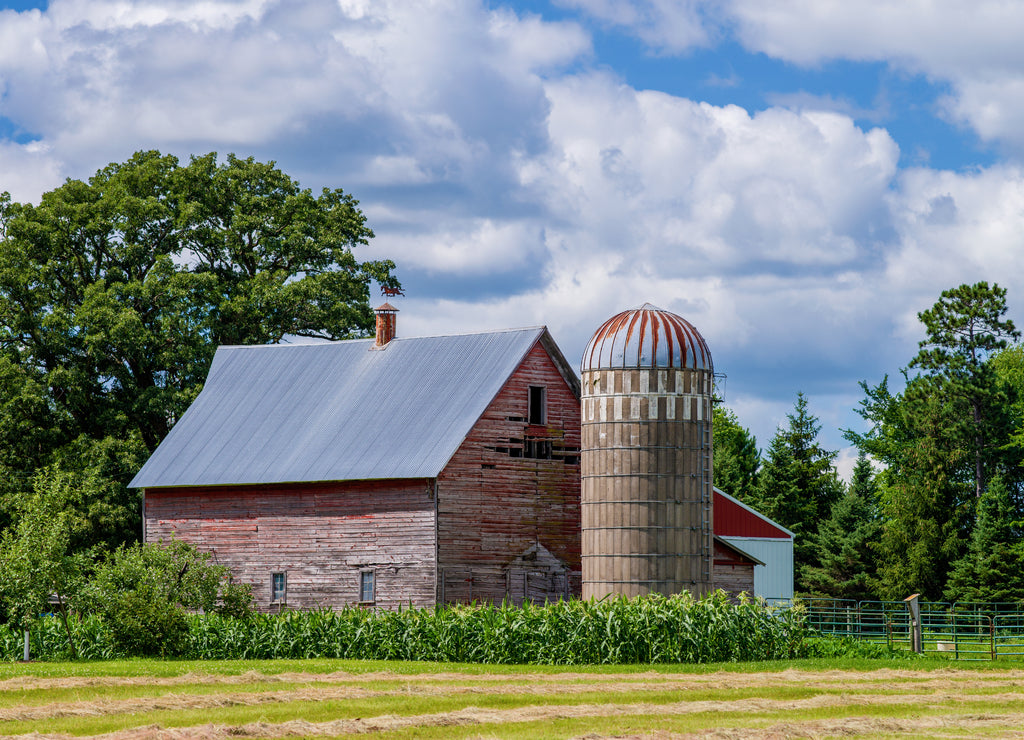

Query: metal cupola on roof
581;303;712;373
580;303;715;601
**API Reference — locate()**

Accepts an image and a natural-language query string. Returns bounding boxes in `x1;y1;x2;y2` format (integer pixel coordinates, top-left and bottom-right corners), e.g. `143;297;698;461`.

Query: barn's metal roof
131;327;572;488
581;303;712;372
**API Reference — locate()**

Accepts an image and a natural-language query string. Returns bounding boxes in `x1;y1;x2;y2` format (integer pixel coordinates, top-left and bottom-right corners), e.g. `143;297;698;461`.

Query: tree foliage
0;467;92;656
909;281;1019;499
848;283;1024;601
750;392;843;593
78;539;253;656
802;452;881;601
0;151;398;549
712;405;760;500
944;474;1024;605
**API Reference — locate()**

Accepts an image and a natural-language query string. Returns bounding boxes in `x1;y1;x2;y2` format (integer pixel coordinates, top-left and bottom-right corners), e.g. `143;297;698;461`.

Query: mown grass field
3;658;1024;739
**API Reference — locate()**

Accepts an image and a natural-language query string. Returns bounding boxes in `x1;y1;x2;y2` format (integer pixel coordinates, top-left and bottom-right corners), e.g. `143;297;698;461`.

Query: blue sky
2;0;1024;478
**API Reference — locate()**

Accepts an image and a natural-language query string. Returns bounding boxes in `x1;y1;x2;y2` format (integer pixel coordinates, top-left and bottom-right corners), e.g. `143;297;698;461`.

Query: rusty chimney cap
373;302;398;348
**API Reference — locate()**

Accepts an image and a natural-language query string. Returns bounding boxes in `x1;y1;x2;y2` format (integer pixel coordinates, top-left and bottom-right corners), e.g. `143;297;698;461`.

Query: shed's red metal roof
713;488;793;539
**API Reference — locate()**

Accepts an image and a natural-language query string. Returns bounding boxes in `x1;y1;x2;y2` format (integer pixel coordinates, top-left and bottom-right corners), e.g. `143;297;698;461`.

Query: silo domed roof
581;303;712;372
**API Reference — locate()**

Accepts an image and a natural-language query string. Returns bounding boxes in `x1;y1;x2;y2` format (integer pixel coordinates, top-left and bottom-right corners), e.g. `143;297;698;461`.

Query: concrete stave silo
580;304;714;599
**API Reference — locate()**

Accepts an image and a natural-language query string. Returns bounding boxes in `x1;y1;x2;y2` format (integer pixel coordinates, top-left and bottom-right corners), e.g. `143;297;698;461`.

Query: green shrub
217;580;255;619
801;633;911;659
103;585;189;658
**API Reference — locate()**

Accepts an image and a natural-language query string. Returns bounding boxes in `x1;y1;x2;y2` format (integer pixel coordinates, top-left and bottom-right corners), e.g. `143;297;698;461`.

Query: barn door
441;569;474;604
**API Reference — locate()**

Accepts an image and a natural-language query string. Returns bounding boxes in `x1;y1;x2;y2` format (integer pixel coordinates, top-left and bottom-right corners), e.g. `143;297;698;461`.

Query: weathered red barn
130;307;582;611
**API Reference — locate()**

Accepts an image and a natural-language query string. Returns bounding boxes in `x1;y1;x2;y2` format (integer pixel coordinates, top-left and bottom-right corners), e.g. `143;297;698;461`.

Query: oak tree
0;151;398;549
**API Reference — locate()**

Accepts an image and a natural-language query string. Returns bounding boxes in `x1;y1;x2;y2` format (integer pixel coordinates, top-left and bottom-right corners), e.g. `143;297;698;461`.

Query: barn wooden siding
712;539;755;600
437;341;582;605
144;479;436;611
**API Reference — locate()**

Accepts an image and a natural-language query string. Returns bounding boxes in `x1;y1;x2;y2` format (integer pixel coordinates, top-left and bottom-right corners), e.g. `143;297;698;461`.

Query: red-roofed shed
713;488;794;602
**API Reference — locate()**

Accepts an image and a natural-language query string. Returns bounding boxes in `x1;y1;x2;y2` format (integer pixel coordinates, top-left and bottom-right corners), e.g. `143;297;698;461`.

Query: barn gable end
437;338;582;605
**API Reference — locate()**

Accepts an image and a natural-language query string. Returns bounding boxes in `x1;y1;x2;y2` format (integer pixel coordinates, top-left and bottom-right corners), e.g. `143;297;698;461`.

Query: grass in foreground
2;658;1024;738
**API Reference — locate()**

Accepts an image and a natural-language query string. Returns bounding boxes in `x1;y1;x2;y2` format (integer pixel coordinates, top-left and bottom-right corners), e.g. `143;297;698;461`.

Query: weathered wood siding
437;340;582;604
144;479;436;611
712;540;755;600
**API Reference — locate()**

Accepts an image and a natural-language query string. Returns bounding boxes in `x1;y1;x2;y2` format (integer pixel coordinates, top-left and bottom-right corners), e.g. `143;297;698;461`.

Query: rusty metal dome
581;303;712;372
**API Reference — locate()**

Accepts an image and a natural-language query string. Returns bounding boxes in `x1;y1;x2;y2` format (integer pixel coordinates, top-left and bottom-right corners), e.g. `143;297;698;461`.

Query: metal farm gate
798;598;1024;660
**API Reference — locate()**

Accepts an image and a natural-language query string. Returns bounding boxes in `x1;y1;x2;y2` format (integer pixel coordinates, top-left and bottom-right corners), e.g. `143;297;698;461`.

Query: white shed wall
718;536;793;602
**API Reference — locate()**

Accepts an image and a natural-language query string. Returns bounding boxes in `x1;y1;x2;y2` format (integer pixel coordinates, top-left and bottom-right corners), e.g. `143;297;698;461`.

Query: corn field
1;592;807;664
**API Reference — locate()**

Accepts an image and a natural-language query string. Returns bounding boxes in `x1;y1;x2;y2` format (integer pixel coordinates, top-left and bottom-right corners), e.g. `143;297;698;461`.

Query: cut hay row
1;664;1024;738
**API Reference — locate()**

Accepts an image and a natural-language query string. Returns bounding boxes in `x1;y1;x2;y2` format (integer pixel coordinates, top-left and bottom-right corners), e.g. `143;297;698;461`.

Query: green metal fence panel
994;615;1024;659
798;600;1024;661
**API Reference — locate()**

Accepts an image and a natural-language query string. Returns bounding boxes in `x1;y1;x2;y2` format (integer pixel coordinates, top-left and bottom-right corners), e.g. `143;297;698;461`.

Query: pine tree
802;452;881;601
850;374;973;600
848;283;1023;600
911;282;1019;499
944;474;1024;604
755;392;843;593
712;406;760;501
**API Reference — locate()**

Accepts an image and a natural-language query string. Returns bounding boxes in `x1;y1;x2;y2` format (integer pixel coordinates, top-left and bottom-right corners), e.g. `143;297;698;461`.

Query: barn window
360;570;376;603
271;572;286;603
528;386;546;424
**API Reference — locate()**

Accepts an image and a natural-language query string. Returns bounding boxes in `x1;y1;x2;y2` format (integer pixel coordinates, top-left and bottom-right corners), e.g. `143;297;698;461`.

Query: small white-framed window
271;572;287;602
528;385;546;425
360;570;376;603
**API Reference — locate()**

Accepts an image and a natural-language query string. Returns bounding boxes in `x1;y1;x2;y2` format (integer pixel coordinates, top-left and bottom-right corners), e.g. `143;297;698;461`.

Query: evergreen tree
849;374;974;600
712;405;759;500
848;283;1024;600
802;452;881;601
944;474;1024;604
910;282;1019;499
754;392;843;593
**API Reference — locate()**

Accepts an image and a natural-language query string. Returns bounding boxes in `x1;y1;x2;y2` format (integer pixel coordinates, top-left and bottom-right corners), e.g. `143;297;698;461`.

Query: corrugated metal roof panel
130;327;550;488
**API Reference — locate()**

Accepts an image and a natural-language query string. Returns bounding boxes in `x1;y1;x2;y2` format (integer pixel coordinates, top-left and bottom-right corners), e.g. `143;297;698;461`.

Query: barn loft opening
528;385;546;424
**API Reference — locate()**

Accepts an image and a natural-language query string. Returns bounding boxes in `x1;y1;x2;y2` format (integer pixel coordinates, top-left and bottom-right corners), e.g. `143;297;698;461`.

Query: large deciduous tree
0;151;398;549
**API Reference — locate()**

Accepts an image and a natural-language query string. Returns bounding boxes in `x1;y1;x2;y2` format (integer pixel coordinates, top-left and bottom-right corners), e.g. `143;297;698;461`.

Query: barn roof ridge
215;325;552;351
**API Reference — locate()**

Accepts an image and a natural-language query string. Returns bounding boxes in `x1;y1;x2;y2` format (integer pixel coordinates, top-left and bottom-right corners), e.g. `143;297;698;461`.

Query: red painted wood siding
437;340;582;604
144;479;436;611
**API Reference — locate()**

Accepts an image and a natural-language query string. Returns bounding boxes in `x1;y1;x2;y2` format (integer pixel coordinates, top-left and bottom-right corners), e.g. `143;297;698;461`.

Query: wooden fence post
905;593;923;653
